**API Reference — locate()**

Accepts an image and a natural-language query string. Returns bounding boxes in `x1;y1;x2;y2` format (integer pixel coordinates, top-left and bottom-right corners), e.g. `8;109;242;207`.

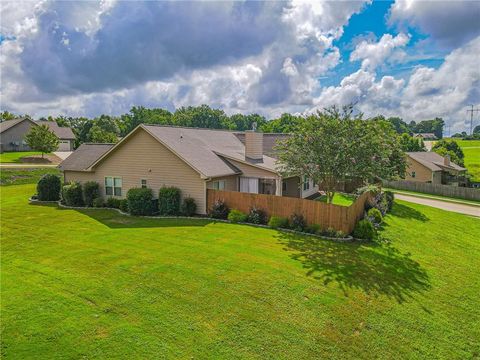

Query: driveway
396;194;480;217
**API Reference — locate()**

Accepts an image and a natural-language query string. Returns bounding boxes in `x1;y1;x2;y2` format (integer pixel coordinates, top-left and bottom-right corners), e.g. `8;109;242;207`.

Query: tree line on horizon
0;104;450;148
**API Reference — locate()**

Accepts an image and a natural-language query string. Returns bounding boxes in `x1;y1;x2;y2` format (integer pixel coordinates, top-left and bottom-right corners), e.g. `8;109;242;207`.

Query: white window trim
141;179;147;188
105;176;122;197
212;180;226;191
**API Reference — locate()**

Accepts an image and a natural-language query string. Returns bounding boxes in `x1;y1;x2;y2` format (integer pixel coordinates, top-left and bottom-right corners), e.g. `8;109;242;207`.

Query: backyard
456;139;480;182
1;181;479;359
0;151;44;163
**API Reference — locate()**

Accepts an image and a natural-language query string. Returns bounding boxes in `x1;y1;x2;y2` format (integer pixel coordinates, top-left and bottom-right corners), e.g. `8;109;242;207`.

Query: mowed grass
0;151;44;163
0;168;60;186
456;140;480;182
1;184;480;359
315;192;356;206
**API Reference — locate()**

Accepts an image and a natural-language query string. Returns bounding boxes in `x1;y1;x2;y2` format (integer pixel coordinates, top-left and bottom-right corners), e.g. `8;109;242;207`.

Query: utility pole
467;105;480;135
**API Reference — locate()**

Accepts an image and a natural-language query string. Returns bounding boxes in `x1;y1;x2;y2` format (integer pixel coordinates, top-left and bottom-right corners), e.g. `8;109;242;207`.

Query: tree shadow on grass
391;202;429;222
31;202;213;229
276;232;431;303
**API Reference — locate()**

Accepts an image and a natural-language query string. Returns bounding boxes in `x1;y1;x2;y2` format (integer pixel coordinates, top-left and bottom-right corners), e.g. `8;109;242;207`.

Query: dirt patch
20;154;62;164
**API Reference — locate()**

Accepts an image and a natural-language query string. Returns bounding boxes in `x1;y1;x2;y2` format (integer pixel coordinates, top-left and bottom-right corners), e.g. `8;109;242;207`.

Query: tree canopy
24;125;59;157
400;133;426;152
276;106;406;203
432;139;465;167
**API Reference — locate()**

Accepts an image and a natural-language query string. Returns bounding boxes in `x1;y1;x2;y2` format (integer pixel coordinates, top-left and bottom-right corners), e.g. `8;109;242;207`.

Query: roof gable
0;118;36;133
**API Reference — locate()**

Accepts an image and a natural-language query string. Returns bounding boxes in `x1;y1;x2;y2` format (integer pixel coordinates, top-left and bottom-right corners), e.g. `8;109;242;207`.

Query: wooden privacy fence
207;190;370;234
384;180;480;201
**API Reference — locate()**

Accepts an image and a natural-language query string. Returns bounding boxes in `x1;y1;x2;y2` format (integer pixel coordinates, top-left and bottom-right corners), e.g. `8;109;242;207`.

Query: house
405;151;467;186
0;118;75;152
413;133;437;140
59;125;319;214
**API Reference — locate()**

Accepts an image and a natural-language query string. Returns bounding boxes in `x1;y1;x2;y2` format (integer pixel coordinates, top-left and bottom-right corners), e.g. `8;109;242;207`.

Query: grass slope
0;152;44;163
0;168;60;186
456;140;480;182
1;184;479;359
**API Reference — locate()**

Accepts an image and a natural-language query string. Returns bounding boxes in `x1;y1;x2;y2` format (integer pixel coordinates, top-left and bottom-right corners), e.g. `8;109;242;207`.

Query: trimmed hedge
106;197;122;209
127;187;156;216
158;186;181;215
268;216;289;229
181;197;197;216
209;199;229;219
228;209;248;223
353;219;376;240
367;207;383;225
83;181;100;207
290;213;306;232
62;182;83;207
247;207;267;225
37;174;61;201
93;197;104;208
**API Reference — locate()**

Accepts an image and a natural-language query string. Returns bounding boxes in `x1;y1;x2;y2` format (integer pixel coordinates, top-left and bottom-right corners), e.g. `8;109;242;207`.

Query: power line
467;104;480;135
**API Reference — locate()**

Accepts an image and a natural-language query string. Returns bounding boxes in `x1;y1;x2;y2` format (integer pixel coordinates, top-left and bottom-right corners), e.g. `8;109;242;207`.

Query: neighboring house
413;133;437;140
59;125;319;214
0;118;75;152
405;151;467;186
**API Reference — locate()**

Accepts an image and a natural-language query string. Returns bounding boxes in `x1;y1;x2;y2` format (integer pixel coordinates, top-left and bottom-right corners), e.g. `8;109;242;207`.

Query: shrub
290;213;306;232
321;227;337;237
119;199;129;213
367;207;383;225
181;197;197;216
247;206;267;225
106;197;122;209
127;187;156;216
306;223;321;234
353;219;376;240
385;191;395;211
209;199;229;219
37;174;61;201
93;197;104;208
335;230;347;239
268;216;289;229
62;182;83;207
228;209;248;223
83;181;100;207
158;186;181;215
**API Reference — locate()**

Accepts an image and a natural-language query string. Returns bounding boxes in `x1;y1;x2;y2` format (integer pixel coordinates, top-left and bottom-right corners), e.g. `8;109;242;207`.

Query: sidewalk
396;194;480;217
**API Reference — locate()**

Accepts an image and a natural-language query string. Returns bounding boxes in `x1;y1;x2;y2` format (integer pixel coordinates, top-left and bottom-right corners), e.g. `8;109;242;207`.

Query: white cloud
350;33;410;70
389;0;480;48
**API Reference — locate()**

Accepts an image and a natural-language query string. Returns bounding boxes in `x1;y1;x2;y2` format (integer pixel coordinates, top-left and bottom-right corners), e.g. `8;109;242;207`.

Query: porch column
276;177;282;196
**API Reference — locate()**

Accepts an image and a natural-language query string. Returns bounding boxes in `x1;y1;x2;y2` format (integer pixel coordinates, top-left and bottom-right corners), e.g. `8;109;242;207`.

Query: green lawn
0;151;44;163
1;184;479;359
384;188;480;206
315;192;356;206
456;140;480;182
0;168;60;186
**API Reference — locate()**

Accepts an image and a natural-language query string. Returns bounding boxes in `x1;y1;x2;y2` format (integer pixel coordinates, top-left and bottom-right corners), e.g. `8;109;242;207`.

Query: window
411;171;416;178
212;180;226;190
141;179;147;188
259;179;276;195
105;177;122;196
303;175;310;191
239;177;258;193
282;181;287;192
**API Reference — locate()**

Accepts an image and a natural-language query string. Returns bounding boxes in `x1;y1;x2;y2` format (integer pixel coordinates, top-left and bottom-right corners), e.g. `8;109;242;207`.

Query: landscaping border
28;197;356;242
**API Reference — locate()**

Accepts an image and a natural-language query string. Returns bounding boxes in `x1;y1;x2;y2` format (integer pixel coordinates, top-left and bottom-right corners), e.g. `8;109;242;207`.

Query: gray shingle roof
407;151;466;171
0;118;33;133
142;125;279;177
37;121;75;139
0;118;75;140
59;143;114;171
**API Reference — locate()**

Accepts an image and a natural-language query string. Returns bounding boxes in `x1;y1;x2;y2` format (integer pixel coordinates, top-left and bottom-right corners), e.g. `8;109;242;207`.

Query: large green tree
399;133;426;152
24;125;59;158
276;106;405;203
432;139;464;166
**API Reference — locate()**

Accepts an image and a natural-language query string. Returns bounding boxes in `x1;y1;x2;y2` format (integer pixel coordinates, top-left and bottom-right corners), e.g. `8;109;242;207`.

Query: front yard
0;151;44;163
1;183;479;358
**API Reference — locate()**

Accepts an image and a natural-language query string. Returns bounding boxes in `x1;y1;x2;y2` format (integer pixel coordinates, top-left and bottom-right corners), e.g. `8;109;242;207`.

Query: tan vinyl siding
63;128;207;213
226;158;277;178
207;175;238;191
0;120;35;152
405;157;434;183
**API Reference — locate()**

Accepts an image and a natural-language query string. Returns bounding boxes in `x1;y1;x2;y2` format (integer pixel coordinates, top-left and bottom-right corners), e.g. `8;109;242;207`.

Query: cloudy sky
1;0;479;133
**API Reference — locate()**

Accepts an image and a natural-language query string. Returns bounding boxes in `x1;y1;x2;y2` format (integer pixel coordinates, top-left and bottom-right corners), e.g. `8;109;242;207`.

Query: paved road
396;194;480;217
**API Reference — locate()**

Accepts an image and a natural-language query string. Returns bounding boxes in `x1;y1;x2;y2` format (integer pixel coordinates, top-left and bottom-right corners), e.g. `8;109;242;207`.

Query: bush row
58;182;197;217
211;200;349;238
